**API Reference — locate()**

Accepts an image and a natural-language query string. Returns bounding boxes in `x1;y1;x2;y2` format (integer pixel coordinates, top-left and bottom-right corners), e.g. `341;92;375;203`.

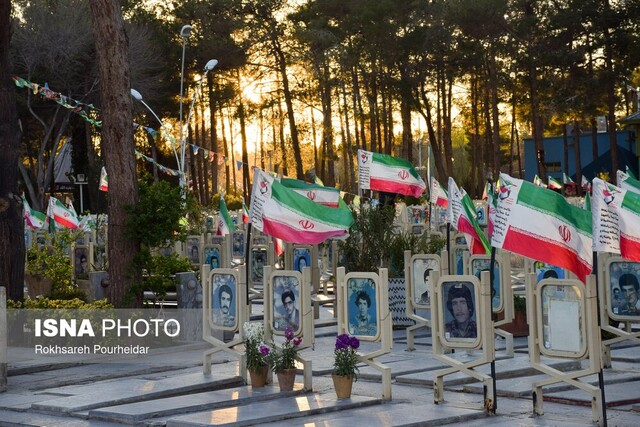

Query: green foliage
514;295;526;312
340;204;447;276
125;177;196;247
129;248;192;303
339;205;396;273
7;297;113;309
26;228;86;300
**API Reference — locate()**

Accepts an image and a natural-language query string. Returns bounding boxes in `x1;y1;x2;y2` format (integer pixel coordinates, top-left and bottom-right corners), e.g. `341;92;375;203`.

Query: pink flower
293;337;302;346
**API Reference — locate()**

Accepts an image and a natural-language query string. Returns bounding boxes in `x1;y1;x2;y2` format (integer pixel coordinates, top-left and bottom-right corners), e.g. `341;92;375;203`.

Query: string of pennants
12;75;409;204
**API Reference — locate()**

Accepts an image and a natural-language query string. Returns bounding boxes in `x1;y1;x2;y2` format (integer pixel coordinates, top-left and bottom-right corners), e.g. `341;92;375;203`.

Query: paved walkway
1;318;640;426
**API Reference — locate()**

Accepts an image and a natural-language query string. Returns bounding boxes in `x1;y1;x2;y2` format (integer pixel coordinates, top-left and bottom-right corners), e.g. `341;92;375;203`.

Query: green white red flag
533;174;547;188
99;167;108;192
563;173;574;184
23;197;46;230
447;178;490;255
47;196;80;229
242;201;250;224
548;176;562;190
616;170;640;196
249;168;354;244
582;175;590;190
492;173;592;282
430;177;448;208
357;149;426;198
592;178;640;261
280;177;341;207
217;196;236;236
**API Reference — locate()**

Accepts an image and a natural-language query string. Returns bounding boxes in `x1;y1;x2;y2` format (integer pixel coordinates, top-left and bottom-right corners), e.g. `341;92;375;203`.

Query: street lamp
179;24;193;191
179;59;218;187
130;88;180;169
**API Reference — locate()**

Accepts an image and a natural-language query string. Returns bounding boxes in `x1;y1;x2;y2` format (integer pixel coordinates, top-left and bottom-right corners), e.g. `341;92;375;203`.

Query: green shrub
8;297;113;309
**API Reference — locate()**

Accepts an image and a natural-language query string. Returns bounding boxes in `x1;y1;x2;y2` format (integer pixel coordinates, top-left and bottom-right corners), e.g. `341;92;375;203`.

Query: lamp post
179;59;218;188
179;24;192;191
130;88;180;169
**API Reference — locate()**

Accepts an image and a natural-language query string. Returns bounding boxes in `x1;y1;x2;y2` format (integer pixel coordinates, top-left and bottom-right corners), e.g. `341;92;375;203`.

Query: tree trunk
89;0;140;307
0;0;25;301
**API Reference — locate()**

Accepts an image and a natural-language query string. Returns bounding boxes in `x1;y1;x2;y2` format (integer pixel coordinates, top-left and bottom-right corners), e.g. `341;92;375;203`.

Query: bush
8;297;113;309
26;228;87;300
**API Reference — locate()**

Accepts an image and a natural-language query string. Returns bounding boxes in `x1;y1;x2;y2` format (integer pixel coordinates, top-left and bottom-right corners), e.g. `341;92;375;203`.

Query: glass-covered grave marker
537;280;586;358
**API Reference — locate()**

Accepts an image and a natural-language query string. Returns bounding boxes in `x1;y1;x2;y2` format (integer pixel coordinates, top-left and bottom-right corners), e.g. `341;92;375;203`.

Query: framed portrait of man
232;230;245;258
532;261;565;282
187;236;201;265
204;245;222;270
73;246;90;278
271;273;302;335
411;255;440;308
209;272;238;331
470;257;502;313
605;258;640;321
346;276;379;341
293;247;311;272
440;279;481;348
536;280;586;358
251;246;268;285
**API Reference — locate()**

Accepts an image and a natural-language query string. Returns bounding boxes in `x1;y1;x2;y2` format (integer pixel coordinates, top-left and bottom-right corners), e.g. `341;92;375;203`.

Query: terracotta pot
276;368;296;391
332;374;353;399
248;366;269;388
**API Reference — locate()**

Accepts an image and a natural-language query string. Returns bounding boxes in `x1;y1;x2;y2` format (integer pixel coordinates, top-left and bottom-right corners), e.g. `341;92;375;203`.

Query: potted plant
267;326;301;391
332;333;360;398
243;322;271;387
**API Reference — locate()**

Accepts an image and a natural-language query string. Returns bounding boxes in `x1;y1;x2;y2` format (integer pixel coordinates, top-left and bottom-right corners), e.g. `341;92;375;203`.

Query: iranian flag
563;173;574;184
274;237;285;256
99;166;108;192
357;149;426;198
217;196;236;236
47;196;80;229
250;168;354;244
491;173;592;282
447;178;490;255
242;201;250;224
616;170;640;196
280;177;341;207
548;176;562;190
592;178;640;261
533;174;547;188
430;177;448;208
23;197;46;230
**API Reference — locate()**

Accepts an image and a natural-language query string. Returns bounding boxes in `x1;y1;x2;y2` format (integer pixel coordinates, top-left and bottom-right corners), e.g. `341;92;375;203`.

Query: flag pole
489;245;498;413
245;222;252;310
488;179;498;412
592;251;608;426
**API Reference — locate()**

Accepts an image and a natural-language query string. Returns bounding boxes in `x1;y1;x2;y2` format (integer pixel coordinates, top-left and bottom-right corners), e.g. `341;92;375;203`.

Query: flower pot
248;366;269;388
276;368;296;391
331;374;353;399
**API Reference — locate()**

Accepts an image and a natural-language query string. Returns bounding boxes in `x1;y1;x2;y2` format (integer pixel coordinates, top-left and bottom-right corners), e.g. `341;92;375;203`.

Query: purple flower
284;326;294;341
293;337;302;346
259;345;270;356
349;336;360;349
